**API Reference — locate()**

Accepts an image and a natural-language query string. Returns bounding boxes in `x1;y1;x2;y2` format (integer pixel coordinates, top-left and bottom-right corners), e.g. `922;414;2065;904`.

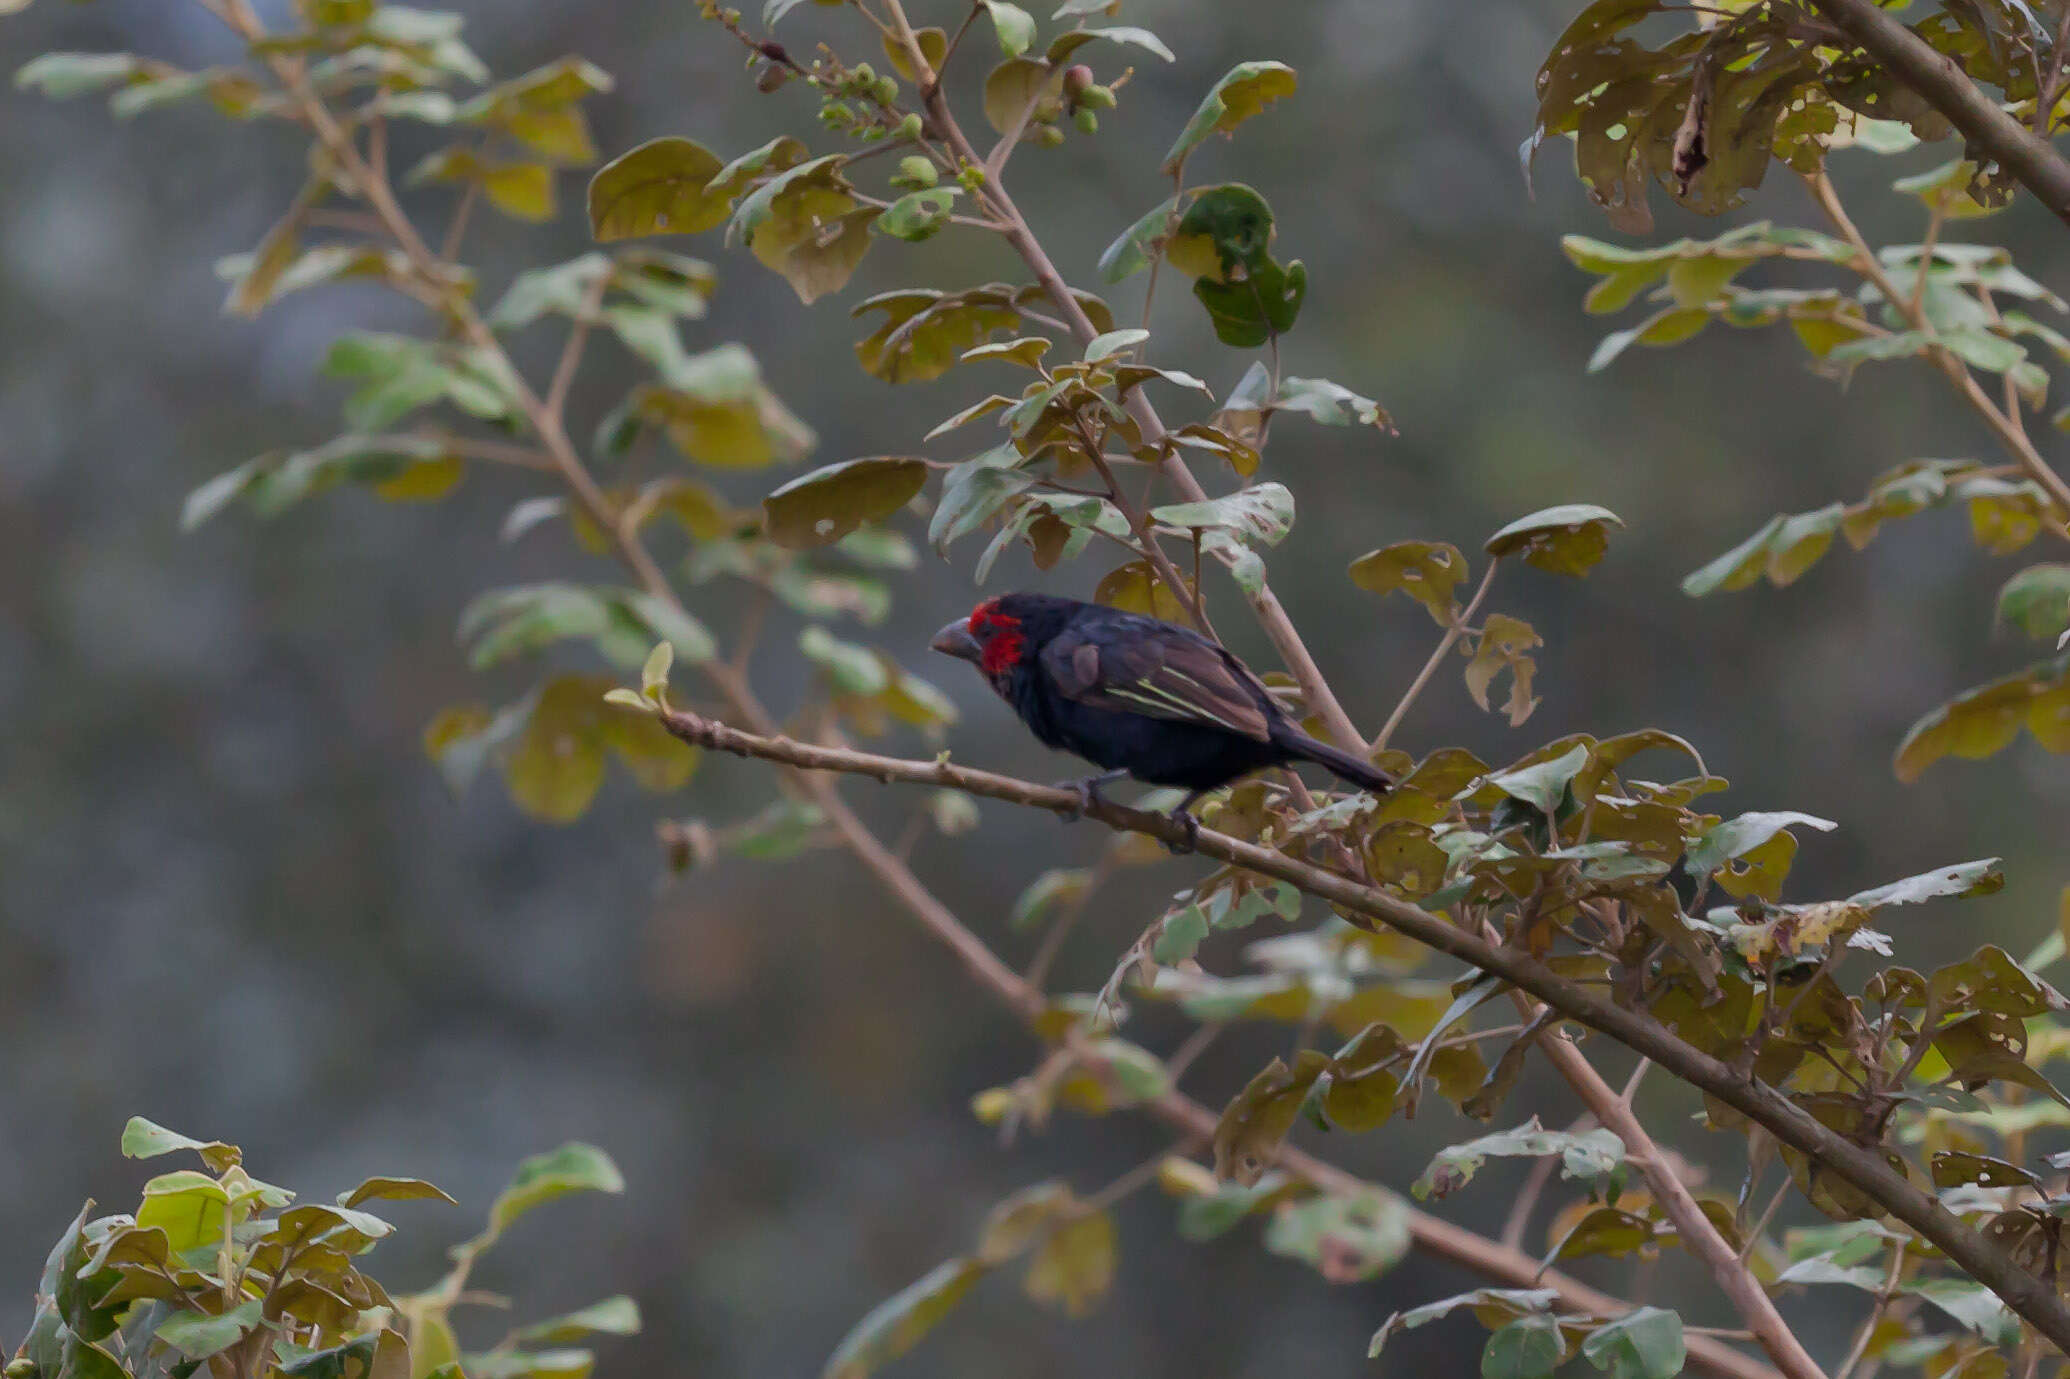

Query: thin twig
1371;558;1500;752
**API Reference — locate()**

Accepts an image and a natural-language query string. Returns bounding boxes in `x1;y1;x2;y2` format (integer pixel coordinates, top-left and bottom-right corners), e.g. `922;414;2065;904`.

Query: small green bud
860;124;886;141
1080;82;1116;110
1035;123;1066;148
896;155;939;188
873;75;900;106
1062;64;1095;98
957;162;988;190
720;6;741;22
1074;108;1098;135
853;62;875;84
896;112;925;141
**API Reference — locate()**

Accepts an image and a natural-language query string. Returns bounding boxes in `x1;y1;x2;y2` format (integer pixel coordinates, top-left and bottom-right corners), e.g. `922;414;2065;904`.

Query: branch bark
1804;0;2070;228
650;702;2070;1356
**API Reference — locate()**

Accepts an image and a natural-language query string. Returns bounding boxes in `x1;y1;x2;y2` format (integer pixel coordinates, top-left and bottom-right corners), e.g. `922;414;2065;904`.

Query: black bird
930;592;1393;840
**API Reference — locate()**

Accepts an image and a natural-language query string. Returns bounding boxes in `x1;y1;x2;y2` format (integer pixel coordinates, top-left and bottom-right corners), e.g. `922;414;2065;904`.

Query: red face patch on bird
967;599;1026;678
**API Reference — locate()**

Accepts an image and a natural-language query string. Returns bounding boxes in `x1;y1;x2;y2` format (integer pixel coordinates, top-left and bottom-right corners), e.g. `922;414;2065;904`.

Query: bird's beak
930;619;983;664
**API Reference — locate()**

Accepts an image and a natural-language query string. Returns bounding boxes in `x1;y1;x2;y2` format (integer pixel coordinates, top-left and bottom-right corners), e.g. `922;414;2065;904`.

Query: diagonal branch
647;701;2070;1356
1804;0;2070;228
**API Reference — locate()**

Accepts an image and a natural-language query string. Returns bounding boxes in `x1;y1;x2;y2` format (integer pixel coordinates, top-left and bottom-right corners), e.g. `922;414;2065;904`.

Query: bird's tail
1277;728;1395;795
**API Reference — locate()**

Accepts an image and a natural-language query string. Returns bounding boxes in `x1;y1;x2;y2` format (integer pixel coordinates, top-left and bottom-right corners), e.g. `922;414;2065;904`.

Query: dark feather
1039;619;1274;742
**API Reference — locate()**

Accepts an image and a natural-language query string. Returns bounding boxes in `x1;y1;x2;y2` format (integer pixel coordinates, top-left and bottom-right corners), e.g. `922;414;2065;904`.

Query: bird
930;592;1393;844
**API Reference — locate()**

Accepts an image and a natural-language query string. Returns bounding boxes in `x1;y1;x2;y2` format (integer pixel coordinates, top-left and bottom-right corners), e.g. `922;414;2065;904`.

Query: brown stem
1803;0;2070;226
1371;558;1499;753
1537;1028;1827;1379
645;702;2070;1355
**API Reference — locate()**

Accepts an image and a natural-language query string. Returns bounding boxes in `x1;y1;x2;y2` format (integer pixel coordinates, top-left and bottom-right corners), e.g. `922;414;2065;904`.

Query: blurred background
4;1;2067;1374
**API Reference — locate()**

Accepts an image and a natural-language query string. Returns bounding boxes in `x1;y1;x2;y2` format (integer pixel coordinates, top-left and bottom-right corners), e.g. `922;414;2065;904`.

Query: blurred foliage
12;0;2070;1377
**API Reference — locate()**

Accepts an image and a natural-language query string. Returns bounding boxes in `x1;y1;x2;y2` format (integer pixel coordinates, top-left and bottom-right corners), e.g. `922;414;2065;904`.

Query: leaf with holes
1485;504;1623;578
1349;542;1467;625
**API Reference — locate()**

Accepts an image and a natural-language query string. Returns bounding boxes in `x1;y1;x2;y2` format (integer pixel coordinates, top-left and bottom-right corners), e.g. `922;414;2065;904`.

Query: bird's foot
1163;809;1202;856
1056;770;1124;823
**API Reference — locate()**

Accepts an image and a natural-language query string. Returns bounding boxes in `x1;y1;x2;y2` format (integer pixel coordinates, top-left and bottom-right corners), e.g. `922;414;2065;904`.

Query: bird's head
931;597;1031;683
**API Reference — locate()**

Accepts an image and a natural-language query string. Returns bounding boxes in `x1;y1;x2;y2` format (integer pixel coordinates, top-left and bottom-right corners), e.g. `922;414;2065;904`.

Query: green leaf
763;457;926;549
619;592;717;666
512;1298;642;1348
183;434;465;530
1480;743;1590;817
979;0;1037;56
823;1258;987;1379
460;584;612;669
1163;61;1298;173
1272;376;1392;429
930;444;1033;553
1581;1308;1685;1379
1084;327;1148;362
1071;26;1174;62
630;343;816;468
135;1171;233;1255
1485;504;1623;578
800;626;888;695
1413;1119;1625;1201
1372;1290;1563;1359
1482;1316;1565;1379
641;642;674;700
1847;858;2004;909
1024;1209;1116;1317
873;187;960;242
587;137;729;240
1685;810;1836;878
462;1351;594;1379
340;1176;457;1208
1012;868;1093;931
121;1117;242;1171
1999;564;2070;641
474;1144;625;1247
1263;1192;1411;1283
1348;542;1468;625
728;154;874;305
15;52;145;100
155;1301;265;1361
1150;483;1294;547
1098;197;1178;283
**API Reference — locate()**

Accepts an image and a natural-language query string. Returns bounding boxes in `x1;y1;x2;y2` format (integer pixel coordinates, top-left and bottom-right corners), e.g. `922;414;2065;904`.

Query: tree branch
1535;1028;1827;1379
647;701;2070;1356
1804;170;2070;526
1804;0;2070;227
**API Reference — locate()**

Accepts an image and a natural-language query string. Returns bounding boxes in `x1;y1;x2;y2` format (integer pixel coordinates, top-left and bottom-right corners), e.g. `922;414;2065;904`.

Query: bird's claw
1056;775;1106;823
1163;809;1201;856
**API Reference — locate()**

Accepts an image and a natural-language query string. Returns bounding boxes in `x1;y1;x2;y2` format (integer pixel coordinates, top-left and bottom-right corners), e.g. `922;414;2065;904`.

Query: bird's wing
1039;623;1275;742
